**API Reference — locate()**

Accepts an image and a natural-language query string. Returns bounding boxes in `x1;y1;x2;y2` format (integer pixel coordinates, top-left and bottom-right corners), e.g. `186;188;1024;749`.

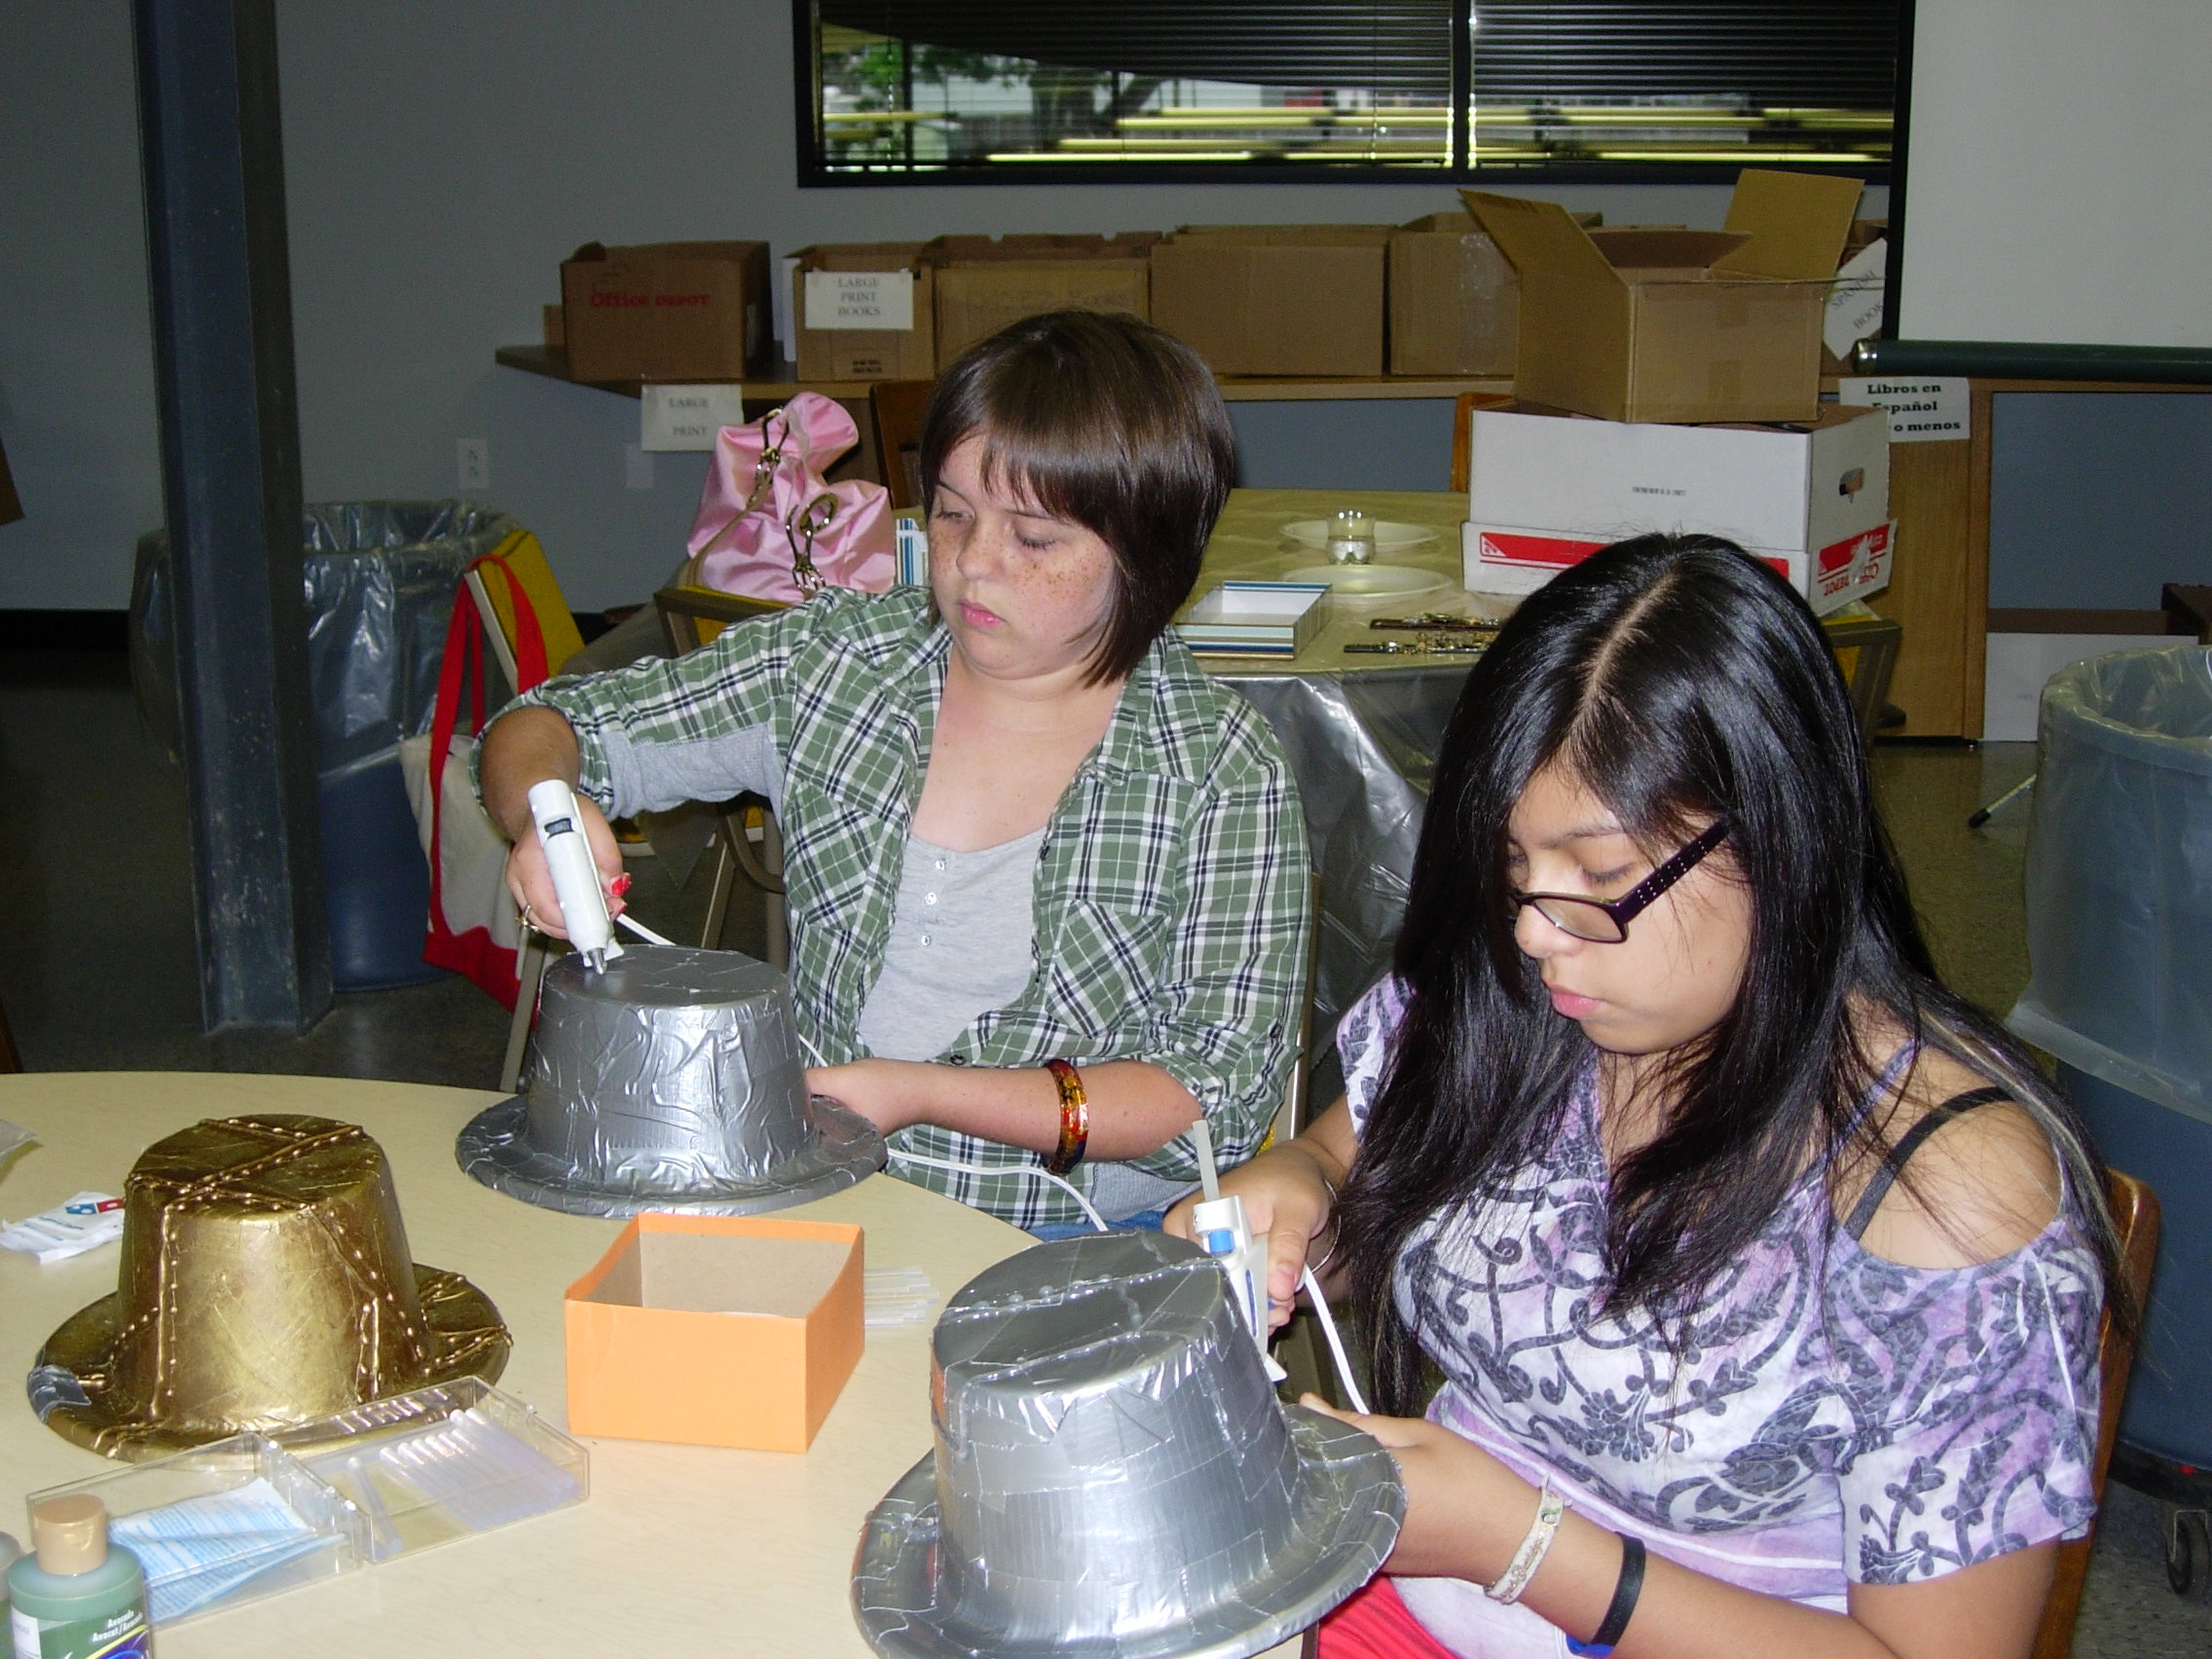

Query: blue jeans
1027;1207;1166;1242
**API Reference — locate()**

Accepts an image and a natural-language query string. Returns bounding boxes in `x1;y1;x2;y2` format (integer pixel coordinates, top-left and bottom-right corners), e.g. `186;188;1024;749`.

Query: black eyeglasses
1512;819;1731;943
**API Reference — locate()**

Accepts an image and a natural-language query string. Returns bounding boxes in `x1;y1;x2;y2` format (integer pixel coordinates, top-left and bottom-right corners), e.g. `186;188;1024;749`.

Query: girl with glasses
1171;534;2123;1659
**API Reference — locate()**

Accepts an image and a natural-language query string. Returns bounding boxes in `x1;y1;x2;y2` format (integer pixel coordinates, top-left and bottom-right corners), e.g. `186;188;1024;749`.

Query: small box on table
1175;582;1331;658
1461;402;1892;616
559;240;772;383
1462;170;1862;424
564;1213;865;1453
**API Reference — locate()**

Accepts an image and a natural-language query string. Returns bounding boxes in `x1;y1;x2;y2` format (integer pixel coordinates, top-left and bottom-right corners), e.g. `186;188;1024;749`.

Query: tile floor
0;648;2205;1652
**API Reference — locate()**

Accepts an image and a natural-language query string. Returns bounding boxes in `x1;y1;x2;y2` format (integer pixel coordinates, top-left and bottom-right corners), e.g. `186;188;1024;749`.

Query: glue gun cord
1300;1264;1370;1416
886;1147;1110;1234
613;913;677;948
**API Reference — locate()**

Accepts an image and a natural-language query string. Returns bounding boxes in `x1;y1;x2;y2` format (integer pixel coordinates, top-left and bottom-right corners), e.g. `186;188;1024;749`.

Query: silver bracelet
1485;1480;1566;1604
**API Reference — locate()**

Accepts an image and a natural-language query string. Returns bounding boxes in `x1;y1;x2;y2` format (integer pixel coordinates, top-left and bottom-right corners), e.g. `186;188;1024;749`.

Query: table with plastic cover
1187;489;1498;1073
0;1073;1309;1658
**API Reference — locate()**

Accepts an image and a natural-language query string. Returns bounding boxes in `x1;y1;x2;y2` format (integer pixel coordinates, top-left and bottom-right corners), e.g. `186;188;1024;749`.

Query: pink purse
687;391;896;603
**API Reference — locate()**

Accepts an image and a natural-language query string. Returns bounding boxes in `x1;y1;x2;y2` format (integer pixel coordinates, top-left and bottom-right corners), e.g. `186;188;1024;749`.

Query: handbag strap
473;539;552;691
424;578;486;929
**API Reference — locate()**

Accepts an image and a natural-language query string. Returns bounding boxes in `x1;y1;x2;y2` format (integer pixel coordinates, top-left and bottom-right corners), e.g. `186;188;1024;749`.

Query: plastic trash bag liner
2011;644;2212;1126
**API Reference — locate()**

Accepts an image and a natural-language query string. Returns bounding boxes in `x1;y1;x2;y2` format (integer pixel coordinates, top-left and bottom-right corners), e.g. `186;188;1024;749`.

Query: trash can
131;502;526;991
2009;642;2212;1467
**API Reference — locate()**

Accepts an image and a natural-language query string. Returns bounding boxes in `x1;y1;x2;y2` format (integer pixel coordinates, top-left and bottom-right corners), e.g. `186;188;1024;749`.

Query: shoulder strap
1844;1086;2014;1240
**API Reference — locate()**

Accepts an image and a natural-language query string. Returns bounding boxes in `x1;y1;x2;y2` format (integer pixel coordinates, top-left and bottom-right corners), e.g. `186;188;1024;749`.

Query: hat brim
32;1263;511;1463
852;1404;1405;1659
456;1092;886;1218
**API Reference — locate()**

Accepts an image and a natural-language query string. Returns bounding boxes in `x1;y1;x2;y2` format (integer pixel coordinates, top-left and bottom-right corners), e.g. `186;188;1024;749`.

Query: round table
0;1074;1318;1658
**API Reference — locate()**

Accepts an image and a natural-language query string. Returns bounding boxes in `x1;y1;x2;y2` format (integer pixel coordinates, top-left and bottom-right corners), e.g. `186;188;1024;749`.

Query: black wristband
1565;1533;1644;1656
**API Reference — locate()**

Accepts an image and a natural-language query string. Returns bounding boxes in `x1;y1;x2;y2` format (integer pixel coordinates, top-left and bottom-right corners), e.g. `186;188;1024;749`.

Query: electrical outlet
624;442;654;491
457;437;489;492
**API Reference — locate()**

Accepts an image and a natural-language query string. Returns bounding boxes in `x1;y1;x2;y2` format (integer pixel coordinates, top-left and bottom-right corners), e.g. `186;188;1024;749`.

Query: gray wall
5;1;1874;611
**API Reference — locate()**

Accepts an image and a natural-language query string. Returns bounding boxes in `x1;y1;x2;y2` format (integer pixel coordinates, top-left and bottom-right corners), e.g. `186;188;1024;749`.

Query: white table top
0;1073;1059;1657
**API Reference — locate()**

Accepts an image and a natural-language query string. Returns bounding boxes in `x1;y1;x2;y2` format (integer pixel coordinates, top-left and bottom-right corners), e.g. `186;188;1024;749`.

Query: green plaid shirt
504;587;1309;1228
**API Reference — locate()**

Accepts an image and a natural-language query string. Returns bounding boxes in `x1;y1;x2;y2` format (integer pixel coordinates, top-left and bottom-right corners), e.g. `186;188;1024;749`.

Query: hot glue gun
1190;1122;1288;1383
528;779;624;973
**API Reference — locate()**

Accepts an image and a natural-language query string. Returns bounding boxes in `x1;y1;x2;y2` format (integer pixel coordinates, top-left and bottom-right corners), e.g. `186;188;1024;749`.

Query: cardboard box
560;240;771;383
1151;226;1393;377
926;234;1156;372
1388;211;1600;378
564;1213;864;1452
1176;581;1331;657
792;242;938;383
1463;170;1862;424
1461;402;1892;615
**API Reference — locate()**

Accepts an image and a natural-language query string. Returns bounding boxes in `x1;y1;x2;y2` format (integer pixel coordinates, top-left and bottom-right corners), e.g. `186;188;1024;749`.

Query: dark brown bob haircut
919;309;1235;684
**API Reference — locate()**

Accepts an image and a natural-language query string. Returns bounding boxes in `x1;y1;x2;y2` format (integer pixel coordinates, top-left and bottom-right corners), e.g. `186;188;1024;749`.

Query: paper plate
1281;564;1450;598
1280;520;1439;551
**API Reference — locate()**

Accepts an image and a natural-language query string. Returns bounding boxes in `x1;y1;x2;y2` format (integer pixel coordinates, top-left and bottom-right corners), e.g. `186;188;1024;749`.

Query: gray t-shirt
855;829;1197;1223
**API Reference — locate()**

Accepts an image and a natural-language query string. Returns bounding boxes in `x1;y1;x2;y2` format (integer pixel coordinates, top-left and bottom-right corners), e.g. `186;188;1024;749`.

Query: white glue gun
527;779;623;973
1190;1122;1288;1383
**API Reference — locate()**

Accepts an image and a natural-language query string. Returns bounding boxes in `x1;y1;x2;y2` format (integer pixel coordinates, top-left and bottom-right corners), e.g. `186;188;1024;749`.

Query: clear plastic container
25;1381;588;1627
24;1436;366;1627
280;1379;589;1563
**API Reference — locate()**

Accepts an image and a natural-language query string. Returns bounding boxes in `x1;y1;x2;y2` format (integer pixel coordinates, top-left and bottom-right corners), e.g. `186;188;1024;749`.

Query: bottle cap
31;1493;108;1575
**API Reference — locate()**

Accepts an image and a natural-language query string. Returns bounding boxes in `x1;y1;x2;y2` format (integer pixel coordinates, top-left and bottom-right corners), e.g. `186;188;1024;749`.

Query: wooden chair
2033;1166;2161;1659
868;380;936;511
652;579;793;971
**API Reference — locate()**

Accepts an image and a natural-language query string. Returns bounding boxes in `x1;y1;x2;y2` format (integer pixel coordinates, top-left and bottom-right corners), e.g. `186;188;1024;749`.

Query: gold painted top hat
29;1115;510;1461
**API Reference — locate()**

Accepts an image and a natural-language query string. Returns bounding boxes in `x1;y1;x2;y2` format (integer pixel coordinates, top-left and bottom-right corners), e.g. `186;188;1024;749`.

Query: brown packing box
792;242;937;383
560;240;771;383
1388;210;1601;378
1462;171;1862;424
1151;225;1393;378
925;234;1156;373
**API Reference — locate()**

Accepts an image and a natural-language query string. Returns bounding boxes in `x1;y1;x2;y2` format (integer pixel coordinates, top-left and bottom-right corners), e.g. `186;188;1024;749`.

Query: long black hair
1335;535;2124;1418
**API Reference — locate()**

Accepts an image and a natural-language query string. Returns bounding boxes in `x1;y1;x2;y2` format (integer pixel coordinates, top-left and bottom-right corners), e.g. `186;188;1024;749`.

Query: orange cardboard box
564;1213;864;1453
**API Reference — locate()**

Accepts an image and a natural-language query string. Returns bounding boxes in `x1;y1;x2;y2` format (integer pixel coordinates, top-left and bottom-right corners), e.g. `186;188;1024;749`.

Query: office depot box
1461;402;1892;614
560;240;771;383
1463;170;1862;424
792;242;937;382
1388;211;1600;378
564;1214;864;1453
1152;226;1392;377
926;234;1156;371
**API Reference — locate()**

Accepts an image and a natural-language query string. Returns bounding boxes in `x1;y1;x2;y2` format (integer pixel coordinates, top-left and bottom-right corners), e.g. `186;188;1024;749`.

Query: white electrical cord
613;912;677;948
1299;1263;1370;1416
886;1146;1112;1235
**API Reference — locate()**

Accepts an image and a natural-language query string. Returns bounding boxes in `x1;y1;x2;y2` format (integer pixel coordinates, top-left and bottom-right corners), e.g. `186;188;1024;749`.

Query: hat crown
525;946;813;1191
109;1117;437;1431
927;1232;1306;1644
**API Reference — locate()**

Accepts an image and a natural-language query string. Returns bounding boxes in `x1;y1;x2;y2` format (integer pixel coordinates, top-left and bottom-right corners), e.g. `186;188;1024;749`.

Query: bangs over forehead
920;310;1235;683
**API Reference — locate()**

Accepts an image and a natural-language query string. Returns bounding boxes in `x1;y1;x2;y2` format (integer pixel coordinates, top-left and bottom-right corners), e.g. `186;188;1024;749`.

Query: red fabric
421;555;550;1009
1319;1578;1461;1659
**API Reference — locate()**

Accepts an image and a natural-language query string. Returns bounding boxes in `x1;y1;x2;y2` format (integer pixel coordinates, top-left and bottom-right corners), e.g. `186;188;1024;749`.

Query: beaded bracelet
1484;1480;1566;1605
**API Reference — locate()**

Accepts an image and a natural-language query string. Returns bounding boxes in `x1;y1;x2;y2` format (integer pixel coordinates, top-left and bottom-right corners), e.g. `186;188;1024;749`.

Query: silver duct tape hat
853;1232;1403;1659
457;945;883;1216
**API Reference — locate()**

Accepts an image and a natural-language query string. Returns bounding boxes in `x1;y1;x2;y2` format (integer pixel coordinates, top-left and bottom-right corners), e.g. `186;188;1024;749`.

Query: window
798;1;1901;183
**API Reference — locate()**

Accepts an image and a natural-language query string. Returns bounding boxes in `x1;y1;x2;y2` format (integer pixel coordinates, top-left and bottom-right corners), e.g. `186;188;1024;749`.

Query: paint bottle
8;1496;151;1659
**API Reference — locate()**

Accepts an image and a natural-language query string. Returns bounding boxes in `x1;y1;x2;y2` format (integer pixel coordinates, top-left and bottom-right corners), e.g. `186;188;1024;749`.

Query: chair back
869;379;937;511
463;530;587;689
653;574;790;654
2031;1166;2160;1659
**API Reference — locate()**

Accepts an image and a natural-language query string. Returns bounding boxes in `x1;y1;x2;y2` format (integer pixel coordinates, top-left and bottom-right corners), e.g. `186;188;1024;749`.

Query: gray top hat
853;1232;1403;1659
457;945;883;1216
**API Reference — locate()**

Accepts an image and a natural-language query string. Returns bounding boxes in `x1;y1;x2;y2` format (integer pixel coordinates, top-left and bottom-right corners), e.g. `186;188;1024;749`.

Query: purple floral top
1339;978;2101;1652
